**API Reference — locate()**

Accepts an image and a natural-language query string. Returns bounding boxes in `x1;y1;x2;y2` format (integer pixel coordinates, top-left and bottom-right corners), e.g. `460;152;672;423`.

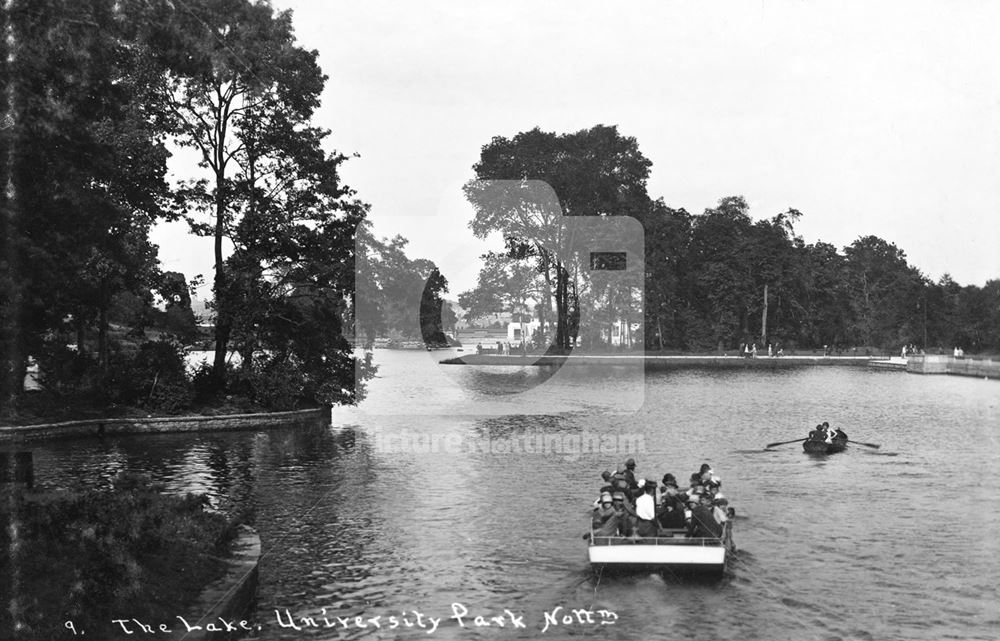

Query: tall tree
1;0;171;414
161;0;331;385
843;236;925;348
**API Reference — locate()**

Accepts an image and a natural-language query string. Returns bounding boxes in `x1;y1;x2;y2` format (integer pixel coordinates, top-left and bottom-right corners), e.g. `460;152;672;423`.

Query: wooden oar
846;439;880;449
765;437;806;449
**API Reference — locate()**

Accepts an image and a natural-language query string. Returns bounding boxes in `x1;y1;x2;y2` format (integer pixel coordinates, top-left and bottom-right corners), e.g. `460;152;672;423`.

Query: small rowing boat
802;436;847;454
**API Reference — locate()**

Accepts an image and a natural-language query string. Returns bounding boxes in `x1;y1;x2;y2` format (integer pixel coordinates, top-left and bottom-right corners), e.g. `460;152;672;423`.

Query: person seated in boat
821;422;834;443
611;491;635;536
703;477;722;500
688;493;725;539
592;492;619;537
634;479;660;537
657;482;687;530
661;473;679;492
808;424;825;441
834;427;847;440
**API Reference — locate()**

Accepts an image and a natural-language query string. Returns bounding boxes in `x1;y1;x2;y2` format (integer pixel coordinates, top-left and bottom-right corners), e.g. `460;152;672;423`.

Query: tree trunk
555;263;568;350
98;282;109;370
539;257;552;347
760;283;768;346
76;315;85;353
212;174;230;383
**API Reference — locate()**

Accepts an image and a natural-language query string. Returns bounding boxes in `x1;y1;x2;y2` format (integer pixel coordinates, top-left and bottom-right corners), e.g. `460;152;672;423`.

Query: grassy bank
0;474;246;640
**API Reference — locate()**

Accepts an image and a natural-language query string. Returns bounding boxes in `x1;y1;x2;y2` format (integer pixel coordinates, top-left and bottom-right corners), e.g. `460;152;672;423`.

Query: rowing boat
802;436;848;454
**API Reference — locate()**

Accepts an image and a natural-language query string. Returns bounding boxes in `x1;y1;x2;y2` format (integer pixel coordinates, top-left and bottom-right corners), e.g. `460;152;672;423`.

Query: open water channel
27;349;1000;640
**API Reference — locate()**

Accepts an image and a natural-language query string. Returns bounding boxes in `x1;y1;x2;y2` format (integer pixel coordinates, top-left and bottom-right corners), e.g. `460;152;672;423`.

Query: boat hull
588;535;727;575
803;437;847;454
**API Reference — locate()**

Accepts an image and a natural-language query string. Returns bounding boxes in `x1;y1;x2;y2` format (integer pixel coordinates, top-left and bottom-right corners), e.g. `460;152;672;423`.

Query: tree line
461;126;1000;354
0;0;436;420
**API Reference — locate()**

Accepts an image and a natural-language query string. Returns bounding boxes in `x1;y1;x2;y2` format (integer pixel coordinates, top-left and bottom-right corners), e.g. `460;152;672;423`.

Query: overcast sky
154;0;1000;297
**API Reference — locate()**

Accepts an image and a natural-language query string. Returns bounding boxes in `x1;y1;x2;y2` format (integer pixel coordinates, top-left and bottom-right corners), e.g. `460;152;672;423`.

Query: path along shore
442;352;997;380
442;353;874;368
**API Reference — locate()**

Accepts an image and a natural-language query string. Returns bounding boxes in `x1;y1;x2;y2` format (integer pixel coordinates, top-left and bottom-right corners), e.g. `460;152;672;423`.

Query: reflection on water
23;350;1000;640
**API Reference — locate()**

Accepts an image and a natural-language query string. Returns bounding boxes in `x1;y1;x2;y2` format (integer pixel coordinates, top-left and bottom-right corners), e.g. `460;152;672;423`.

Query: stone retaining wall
907;355;998;379
0;407;330;443
443;355;874;369
168;526;261;641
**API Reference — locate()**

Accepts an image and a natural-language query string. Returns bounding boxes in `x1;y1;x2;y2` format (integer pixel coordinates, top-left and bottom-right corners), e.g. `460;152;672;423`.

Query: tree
1;0;171;415
636;201;691;349
843;236;925;348
465;125;652;349
419;269;451;346
459;252;541;339
160;0;333;385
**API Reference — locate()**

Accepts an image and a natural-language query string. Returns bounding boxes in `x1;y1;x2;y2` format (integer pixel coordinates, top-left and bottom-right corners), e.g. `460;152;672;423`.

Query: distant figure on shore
751;343;758;358
476;342;482;355
767;343;773;358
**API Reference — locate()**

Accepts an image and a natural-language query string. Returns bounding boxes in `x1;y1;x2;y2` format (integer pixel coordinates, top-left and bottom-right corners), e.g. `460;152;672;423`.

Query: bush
35;342;99;397
0;473;241;641
102;340;194;412
229;355;306;410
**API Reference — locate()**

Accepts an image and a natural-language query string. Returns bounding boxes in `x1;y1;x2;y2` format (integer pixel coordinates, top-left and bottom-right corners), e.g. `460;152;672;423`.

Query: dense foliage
0;0;376;420
462;126;1000;353
0;474;243;641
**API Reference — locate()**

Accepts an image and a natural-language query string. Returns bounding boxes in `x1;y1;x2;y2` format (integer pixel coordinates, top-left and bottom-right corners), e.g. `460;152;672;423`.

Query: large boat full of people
588;459;735;575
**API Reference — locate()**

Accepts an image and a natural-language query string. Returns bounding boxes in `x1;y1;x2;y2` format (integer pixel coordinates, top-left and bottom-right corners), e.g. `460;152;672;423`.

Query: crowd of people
590;458;735;549
806;421;847;443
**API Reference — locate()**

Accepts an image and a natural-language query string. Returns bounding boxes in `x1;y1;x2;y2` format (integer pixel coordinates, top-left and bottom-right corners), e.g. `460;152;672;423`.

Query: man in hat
592;492;619;537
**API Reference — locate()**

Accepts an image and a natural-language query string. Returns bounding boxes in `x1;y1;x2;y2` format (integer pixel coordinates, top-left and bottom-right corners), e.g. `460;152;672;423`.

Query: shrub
0;473;240;641
102;340;194;412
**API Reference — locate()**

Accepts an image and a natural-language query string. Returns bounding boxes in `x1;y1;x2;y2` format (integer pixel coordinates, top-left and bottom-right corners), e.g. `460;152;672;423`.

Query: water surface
28;350;1000;640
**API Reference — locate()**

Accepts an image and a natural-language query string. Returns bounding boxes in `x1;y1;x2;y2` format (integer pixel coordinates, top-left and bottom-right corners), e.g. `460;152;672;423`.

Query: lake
26;349;1000;640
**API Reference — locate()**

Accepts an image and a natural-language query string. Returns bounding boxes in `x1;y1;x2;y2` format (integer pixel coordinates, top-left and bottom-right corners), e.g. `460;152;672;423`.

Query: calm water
25;350;1000;641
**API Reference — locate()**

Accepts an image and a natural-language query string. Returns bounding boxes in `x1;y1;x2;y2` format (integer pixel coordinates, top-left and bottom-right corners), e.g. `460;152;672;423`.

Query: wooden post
760;284;768;346
0;451;33;488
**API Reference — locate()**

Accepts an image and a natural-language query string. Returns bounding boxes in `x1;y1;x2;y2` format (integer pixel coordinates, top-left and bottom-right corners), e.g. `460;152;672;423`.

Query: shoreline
441;354;877;368
0;407;331;443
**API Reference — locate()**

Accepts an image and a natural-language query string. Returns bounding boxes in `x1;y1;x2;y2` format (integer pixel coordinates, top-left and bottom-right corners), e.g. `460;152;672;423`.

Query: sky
153;0;1000;298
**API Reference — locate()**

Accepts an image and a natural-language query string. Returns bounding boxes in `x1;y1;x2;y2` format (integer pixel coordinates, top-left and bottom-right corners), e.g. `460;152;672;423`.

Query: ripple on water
25;358;1000;641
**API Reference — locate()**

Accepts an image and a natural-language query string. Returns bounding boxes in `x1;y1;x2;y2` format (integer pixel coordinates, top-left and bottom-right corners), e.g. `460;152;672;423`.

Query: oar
846;439;880;449
765;438;806;449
